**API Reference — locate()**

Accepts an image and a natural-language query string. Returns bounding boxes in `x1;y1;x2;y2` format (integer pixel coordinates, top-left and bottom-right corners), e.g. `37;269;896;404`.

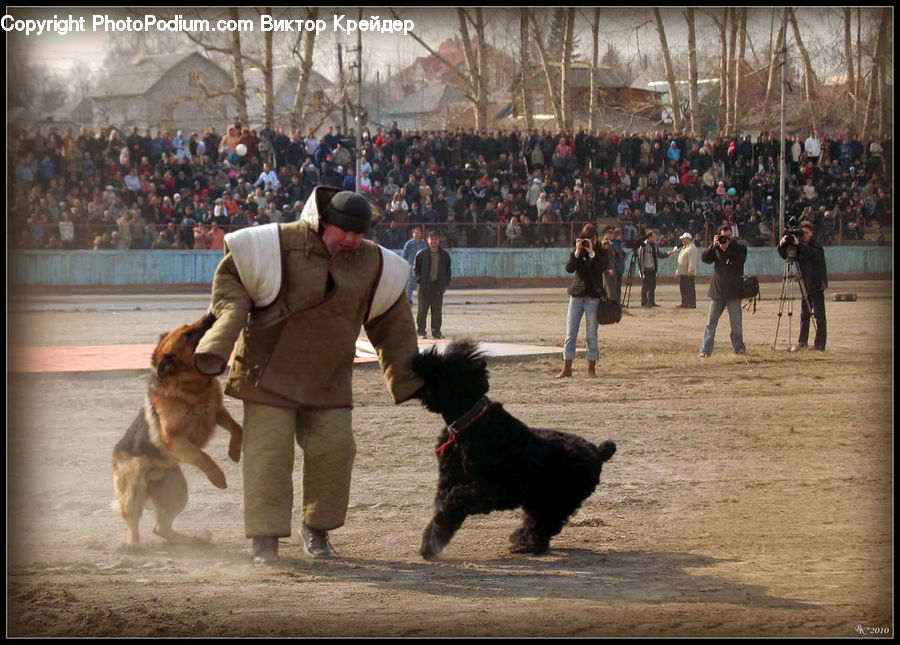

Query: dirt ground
6;280;894;637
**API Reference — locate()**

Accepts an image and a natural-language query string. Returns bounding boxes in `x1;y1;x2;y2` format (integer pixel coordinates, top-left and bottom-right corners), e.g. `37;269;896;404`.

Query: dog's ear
156;354;179;379
197;312;217;332
411;350;434;380
412;345;446;380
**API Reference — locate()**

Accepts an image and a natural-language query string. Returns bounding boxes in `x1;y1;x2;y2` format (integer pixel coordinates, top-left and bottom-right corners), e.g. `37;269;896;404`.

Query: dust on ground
6;280;893;637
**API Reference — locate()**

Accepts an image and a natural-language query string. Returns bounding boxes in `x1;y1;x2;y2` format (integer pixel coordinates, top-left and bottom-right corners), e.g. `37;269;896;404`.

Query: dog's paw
208;470;227;489
194;529;213;545
419;520;449;560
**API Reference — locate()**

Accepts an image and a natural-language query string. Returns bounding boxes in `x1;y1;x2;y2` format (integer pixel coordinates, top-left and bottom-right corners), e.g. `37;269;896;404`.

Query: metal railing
8;216;864;251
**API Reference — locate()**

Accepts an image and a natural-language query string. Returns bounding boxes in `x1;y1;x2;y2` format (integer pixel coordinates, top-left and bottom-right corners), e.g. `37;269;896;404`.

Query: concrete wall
8;247;892;287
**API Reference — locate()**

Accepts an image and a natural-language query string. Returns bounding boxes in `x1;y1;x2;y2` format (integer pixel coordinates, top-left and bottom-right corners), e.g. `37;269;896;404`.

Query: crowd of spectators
8;119;892;252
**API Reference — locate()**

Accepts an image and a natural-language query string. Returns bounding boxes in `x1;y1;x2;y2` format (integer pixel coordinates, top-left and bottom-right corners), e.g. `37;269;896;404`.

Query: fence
8;246;891;287
29;218;802;252
23;212;872;253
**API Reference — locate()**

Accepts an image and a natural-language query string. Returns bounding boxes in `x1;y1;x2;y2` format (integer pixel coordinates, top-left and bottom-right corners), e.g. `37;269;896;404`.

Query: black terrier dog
412;340;616;559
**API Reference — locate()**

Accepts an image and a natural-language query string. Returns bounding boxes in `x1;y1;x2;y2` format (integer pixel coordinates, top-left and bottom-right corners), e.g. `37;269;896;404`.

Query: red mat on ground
7;339;441;374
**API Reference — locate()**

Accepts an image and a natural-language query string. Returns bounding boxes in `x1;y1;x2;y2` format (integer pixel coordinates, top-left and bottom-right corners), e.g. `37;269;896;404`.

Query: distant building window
189;71;201;87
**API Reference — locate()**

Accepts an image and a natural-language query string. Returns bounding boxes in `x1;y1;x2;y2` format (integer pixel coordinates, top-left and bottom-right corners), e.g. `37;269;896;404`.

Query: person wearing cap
674;232;698;308
194;188;422;563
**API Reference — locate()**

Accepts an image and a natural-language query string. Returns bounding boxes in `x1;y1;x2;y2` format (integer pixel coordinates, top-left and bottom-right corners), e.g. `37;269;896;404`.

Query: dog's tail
592;440;617;464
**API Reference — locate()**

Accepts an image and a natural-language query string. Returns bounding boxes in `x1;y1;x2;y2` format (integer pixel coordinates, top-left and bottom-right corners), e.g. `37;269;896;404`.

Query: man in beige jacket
675;232;699;308
194;187;423;563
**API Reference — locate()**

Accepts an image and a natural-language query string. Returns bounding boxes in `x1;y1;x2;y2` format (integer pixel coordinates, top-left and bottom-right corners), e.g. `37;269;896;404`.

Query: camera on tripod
779;216;805;260
782;216;803;247
624;235;646;251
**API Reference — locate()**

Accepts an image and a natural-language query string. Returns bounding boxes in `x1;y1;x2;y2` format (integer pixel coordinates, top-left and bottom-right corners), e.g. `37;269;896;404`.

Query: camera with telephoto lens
782;216;802;247
625;235;645;250
780;216;803;259
577;238;592;251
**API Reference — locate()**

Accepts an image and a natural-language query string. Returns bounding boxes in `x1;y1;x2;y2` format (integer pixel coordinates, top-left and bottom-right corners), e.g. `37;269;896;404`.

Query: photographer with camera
556;224;610;379
777;220;827;351
698;225;748;357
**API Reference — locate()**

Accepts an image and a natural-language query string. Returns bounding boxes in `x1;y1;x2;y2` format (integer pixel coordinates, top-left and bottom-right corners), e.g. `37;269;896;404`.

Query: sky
7;8;107;72
6;6;877;83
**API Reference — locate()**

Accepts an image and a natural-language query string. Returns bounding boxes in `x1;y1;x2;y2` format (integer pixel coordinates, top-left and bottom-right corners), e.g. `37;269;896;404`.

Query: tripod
772;245;816;350
622;249;640;309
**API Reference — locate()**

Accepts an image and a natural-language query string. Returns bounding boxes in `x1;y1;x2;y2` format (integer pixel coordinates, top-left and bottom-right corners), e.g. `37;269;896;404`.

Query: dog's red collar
435;396;491;455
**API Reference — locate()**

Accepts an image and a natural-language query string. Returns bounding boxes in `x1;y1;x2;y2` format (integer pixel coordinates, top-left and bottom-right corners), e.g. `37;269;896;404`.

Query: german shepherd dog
112;313;242;547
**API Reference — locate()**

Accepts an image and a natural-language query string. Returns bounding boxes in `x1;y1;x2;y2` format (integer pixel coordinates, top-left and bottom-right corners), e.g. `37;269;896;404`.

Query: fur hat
322;191;372;234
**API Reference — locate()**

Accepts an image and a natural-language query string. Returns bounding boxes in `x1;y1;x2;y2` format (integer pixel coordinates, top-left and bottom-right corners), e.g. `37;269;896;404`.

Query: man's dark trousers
679;275;696;307
641;269;658;306
417;285;444;335
798;290;827;349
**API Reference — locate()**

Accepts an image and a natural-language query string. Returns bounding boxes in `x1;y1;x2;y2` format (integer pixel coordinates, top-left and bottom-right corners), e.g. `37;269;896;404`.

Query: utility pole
346;8;365;193
778;16;788;237
356;8;363;193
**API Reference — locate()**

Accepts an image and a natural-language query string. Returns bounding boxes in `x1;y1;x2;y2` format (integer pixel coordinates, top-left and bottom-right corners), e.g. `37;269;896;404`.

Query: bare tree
711;10;728;132
183;8;249;123
290;7;320;130
389;7;489;129
589;8;600;132
726;8;737;132
262;8;274;125
764;9;789;105
733;8;748;128
877;9;889;139
560;8;576;130
227;26;249;124
843;7;856;110
519;8;534;131
227;31;249;123
652;7;682;132
788;8;820;133
861;7;890;140
529;9;563;124
457;8;488;130
684;8;700;136
70;60;95;103
855;7;862;120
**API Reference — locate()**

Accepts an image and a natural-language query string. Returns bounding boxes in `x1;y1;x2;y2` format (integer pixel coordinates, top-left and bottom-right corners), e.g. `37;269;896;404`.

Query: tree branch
387;8;478;104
